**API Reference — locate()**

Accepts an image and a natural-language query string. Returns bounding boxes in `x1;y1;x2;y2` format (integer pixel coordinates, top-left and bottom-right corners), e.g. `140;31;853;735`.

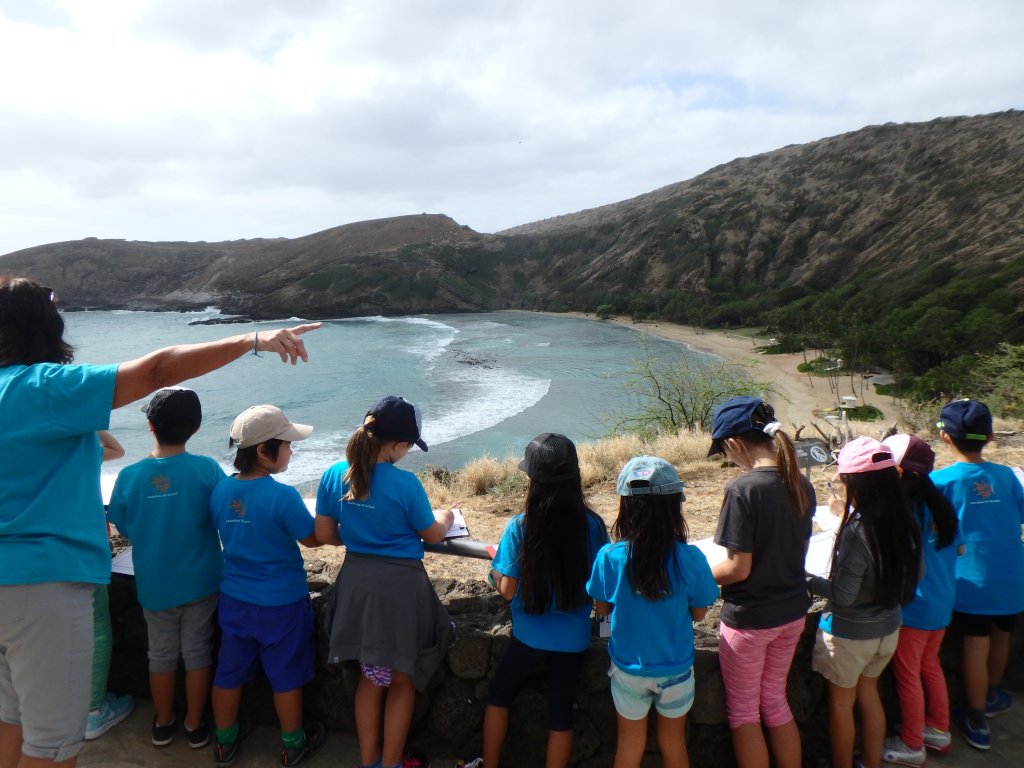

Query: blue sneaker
952;706;991;751
85;693;135;740
985;687;1013;718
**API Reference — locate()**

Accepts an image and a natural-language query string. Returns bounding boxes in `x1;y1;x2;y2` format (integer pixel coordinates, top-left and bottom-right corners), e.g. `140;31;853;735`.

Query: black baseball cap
365;395;428;451
142;388;202;432
518;433;580;484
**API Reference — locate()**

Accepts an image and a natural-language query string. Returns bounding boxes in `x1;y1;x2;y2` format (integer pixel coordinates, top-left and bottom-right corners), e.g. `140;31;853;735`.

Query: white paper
111;547;135;576
444;507;469;539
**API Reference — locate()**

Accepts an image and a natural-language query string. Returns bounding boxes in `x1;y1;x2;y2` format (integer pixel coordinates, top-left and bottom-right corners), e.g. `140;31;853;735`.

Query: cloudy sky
0;1;1021;256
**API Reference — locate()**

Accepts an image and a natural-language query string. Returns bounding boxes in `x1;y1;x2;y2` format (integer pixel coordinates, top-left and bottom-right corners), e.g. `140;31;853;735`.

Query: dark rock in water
187;316;253;326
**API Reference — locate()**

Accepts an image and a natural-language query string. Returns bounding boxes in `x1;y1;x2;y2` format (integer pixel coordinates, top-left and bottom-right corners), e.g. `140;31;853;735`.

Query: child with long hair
587;456;719;768
459;434;609;768
807;437;922;768
879;434;961;765
706;397;815;768
315;396;454;768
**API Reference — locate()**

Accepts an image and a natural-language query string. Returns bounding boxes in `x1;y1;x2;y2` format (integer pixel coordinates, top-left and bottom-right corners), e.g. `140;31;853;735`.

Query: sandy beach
562;312;894;434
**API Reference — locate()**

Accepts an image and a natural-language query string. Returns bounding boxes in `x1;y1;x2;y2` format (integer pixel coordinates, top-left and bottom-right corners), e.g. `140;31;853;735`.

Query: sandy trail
559;312;895;433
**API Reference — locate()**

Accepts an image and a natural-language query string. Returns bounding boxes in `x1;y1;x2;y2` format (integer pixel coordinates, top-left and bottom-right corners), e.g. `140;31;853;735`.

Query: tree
595;304;616;320
611;336;777;437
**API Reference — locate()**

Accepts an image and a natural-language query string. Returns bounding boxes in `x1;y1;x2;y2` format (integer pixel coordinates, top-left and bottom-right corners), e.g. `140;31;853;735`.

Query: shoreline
527;310;892;430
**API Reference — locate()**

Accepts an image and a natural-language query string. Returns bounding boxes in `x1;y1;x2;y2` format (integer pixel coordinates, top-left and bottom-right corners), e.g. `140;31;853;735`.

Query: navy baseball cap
936;398;992;441
518;433;580;484
707;396;777;457
616;456;685;498
366;395;428;452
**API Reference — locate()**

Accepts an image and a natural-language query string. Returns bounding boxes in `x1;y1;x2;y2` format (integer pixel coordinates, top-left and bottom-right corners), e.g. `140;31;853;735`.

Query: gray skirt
325;551;452;691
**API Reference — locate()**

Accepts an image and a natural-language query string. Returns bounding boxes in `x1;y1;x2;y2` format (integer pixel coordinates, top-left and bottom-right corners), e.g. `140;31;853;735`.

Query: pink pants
718;616;805;728
890;626;949;749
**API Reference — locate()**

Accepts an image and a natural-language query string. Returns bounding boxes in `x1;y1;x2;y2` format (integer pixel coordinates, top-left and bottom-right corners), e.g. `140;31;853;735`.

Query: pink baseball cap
834;436;896;478
882;434;935;475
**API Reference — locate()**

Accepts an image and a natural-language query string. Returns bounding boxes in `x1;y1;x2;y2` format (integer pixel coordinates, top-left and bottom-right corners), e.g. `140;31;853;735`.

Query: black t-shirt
714;467;815;629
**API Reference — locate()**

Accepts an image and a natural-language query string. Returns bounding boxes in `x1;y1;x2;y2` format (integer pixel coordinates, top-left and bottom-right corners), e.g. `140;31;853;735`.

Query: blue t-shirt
107;452;226;611
210;475;314;606
0;362;118;585
900;500;963;630
492;512;609;652
931;461;1024;615
587;540;719;677
316;460;435;559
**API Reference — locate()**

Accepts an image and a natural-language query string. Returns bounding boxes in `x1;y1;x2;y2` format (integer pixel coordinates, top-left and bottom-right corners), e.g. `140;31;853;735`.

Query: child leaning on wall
209;404;326;768
931;398;1024;752
106;390;225;749
587;456;719;768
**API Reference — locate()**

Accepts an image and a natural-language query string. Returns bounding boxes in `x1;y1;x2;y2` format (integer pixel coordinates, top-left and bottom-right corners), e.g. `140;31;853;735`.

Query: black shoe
151;715;177;747
214;720;253;767
280;721;327;767
185;717;210;749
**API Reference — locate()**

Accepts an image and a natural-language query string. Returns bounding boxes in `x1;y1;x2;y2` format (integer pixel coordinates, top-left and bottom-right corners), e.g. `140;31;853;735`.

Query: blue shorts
213;594;314;693
609;664;695;720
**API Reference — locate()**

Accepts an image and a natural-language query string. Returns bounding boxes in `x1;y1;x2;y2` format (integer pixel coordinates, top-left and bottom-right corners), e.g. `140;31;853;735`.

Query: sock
216;722;239;745
967;708;986;728
281;728;305;750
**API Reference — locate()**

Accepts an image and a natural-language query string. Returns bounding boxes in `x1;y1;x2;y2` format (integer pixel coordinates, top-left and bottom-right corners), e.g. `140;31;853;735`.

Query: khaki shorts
812;627;899;688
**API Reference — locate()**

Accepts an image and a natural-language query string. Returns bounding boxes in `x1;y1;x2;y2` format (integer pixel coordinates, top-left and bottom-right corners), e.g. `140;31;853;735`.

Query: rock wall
106;571;1024;767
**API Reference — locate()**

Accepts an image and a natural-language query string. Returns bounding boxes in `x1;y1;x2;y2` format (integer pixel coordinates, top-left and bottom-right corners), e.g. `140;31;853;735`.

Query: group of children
100;387;1022;768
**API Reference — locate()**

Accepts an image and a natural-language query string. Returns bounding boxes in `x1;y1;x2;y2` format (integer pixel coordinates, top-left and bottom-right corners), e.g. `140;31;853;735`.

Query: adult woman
0;276;319;768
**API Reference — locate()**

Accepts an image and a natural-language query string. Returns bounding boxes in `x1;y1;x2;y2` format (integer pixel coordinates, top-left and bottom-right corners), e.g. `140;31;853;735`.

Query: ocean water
63;310;714;487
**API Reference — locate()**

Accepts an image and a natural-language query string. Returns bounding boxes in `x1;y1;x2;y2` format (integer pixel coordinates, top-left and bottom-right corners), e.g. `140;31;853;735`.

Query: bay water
64;310;714;488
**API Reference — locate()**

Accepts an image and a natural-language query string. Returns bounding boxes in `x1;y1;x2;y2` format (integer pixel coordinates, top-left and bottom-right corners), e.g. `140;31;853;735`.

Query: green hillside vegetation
3;111;1023;407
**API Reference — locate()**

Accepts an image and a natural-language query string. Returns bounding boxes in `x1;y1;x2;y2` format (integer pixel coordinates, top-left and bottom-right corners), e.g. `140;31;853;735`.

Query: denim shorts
608;663;695;720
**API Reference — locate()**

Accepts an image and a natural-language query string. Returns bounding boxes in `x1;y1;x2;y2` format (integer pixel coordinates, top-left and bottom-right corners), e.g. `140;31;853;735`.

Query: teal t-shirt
316;460;435;559
900;500;963;630
0;362;118;585
107;452;226;611
587;540;719;676
211;475;314;606
931;461;1024;615
492;511;609;652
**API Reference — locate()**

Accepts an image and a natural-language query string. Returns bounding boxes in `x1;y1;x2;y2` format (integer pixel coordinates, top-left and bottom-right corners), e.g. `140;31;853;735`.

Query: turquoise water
64;310;713;486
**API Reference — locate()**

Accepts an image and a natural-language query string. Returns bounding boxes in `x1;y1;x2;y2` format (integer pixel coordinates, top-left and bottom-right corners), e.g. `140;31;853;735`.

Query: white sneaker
922;726;951;753
882;735;926;766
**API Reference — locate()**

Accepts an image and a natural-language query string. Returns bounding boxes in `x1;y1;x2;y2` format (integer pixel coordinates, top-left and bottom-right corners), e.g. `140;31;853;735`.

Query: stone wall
106;567;1024;767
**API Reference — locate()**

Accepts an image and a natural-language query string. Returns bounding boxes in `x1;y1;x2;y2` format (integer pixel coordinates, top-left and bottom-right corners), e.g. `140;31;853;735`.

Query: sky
0;1;1021;256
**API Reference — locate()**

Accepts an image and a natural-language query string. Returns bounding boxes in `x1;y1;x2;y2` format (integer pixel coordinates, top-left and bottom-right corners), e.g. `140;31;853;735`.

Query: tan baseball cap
229;404;313;449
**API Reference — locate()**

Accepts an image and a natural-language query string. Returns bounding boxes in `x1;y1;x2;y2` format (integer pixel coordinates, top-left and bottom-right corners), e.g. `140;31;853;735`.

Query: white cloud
0;0;1021;254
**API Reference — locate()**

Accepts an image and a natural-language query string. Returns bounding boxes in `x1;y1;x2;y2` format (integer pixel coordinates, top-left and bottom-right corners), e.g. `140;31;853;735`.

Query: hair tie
763;421;782;437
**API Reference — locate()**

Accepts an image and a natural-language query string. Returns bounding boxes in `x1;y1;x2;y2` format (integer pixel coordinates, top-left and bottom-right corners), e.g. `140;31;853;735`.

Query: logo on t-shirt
972;481;994;500
228;498;247;522
149;475;172;493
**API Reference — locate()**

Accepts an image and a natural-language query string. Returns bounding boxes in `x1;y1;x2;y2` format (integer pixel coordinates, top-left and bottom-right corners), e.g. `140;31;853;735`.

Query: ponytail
771;430;810;517
731;428;810;518
343;417;385;501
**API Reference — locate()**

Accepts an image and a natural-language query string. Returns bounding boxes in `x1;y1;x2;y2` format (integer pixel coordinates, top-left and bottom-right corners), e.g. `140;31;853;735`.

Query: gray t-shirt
714;467;815;629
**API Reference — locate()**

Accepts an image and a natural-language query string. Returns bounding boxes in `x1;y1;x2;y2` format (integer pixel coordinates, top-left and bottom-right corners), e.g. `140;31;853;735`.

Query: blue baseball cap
366;395;428;452
707;396;778;457
616;456;685;498
937;398;992;441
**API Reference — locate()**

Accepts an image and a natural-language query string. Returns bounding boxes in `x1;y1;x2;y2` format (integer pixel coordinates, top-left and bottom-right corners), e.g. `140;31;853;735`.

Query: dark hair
151;420;199;447
612;491;688;601
836;467;922;607
518;477;603;615
949;436;986;455
728;428;810;516
901;472;958;550
232;438;282;473
343;417;387;501
0;276;74;366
